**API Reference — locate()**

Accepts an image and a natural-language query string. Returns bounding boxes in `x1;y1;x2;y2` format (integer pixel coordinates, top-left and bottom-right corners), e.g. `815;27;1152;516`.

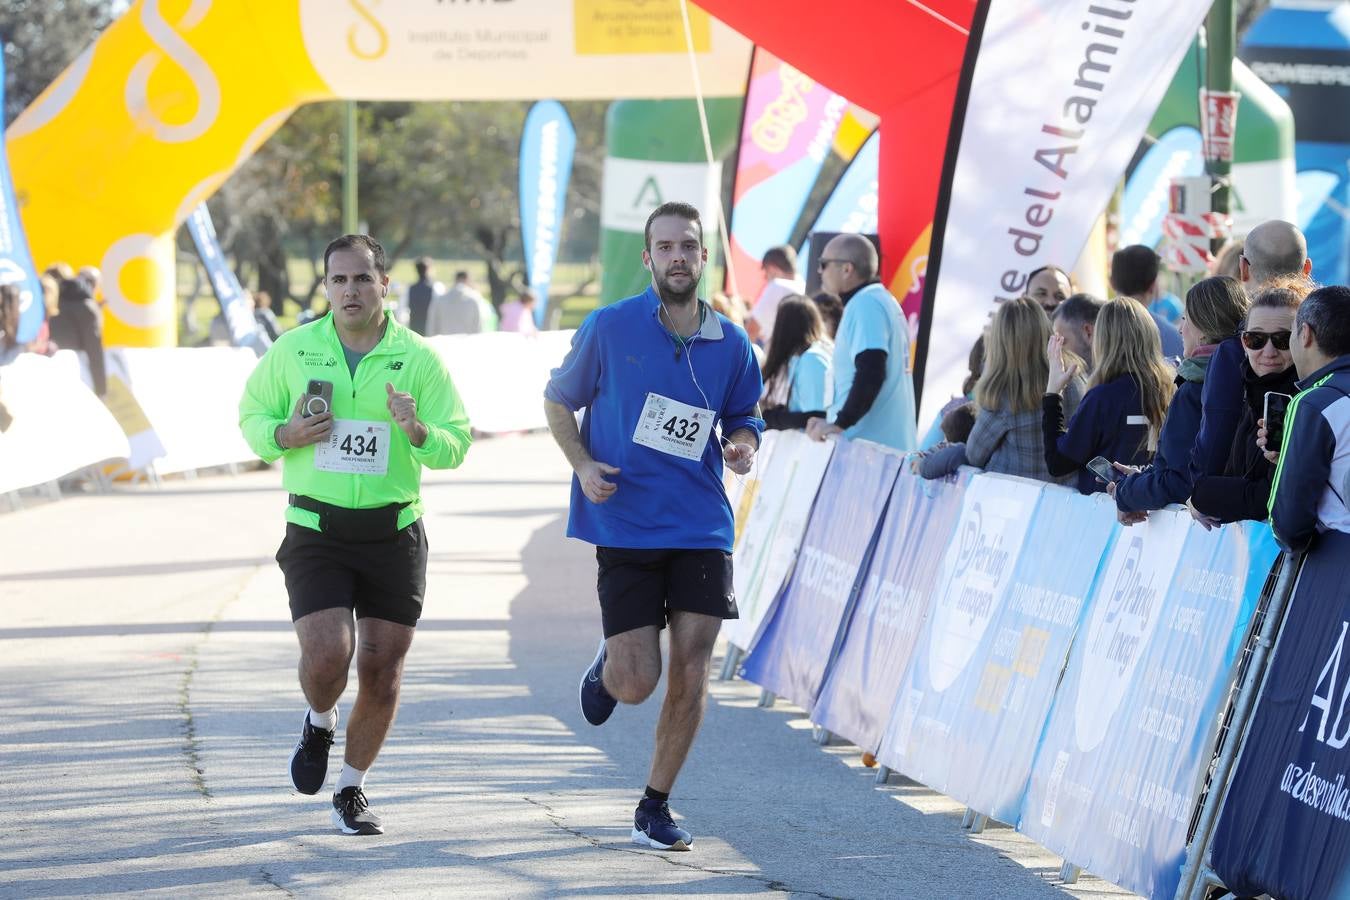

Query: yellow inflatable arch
7;0;751;347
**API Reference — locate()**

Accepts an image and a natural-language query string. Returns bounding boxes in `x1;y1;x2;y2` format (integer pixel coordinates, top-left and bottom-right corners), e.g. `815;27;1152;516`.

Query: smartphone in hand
1087;455;1119;484
301;379;333;418
1263;391;1294;454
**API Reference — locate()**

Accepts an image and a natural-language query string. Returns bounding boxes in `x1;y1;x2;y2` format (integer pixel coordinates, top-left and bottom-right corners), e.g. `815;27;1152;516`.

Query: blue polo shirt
828;283;917;450
545;287;765;551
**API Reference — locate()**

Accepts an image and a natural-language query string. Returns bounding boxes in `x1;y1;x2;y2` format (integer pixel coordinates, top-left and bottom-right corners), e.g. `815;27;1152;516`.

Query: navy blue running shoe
579;638;617;726
632;798;692;851
289;711;336;795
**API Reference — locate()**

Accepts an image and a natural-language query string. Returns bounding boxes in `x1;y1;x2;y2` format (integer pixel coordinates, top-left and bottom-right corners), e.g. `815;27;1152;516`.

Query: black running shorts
276;520;428;627
595;547;738;638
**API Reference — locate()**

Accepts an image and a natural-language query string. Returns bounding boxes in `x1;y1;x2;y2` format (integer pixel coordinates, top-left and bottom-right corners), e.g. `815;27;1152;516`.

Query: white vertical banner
916;0;1212;426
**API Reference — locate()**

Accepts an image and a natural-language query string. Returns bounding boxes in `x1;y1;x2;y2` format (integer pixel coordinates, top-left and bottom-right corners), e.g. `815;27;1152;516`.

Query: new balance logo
385;361;404;370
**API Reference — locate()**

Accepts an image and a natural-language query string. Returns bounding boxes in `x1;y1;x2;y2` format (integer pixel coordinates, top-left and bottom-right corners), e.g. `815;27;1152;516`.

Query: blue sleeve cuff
723;415;765;442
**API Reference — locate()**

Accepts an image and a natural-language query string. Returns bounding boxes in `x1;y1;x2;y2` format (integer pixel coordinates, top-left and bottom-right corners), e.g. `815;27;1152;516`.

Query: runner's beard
656;266;701;306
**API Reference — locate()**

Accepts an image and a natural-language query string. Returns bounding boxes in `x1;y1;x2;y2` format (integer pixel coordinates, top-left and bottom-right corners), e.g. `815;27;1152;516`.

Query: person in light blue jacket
759;295;833;430
807;234;916;450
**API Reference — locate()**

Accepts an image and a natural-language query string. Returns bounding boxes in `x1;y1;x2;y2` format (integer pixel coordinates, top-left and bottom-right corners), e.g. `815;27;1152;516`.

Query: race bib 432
632;393;715;462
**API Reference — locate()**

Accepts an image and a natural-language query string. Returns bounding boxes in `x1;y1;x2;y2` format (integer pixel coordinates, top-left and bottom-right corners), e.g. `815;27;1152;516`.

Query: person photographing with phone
239;234;471;836
1265;285;1350;554
1188;278;1311;526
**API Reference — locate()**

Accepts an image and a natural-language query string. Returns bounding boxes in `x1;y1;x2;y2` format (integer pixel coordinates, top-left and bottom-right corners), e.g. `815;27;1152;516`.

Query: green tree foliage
1;0;116;125
205;99;605;310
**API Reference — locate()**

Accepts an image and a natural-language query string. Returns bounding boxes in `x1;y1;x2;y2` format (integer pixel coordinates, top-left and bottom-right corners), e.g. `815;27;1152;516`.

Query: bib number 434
340;433;379;457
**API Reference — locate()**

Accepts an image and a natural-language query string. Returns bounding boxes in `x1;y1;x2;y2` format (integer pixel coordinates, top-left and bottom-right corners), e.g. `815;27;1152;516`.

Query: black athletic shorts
276;520;428;627
595;547;738;638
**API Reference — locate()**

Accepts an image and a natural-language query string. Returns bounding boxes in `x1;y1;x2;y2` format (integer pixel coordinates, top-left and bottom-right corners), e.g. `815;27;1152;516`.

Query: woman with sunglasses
1110;277;1249;518
1189;277;1313;525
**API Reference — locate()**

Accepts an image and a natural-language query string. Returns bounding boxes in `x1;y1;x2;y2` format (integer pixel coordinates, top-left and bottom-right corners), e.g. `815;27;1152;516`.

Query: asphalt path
1;433;1135;898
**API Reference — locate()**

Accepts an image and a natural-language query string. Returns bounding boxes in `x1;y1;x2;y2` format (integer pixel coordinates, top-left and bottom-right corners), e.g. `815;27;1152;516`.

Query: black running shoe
579;638;618;726
332;786;384;835
289;711;336;795
632;798;692;850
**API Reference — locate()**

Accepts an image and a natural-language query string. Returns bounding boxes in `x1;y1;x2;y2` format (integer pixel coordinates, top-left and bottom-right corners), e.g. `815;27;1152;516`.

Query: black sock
643;785;669;803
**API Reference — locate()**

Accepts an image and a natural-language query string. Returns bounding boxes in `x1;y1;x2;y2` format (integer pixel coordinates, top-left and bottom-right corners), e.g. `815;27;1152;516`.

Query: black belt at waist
289;494;411;543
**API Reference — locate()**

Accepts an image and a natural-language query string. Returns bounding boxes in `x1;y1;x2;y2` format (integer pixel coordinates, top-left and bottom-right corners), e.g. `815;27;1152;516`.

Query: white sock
309;706;338;732
336;763;367;792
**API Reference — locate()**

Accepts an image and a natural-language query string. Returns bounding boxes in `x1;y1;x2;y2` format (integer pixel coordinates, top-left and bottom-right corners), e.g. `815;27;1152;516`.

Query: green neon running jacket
239;313;472;531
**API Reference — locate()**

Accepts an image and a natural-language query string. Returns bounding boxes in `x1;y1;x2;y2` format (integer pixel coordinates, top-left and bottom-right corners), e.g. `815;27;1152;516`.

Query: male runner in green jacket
240;234;471;835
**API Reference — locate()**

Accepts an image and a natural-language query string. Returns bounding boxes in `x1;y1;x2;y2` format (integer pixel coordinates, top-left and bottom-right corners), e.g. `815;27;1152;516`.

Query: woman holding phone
1109;277;1249;518
1042;298;1174;494
1189;277;1311;524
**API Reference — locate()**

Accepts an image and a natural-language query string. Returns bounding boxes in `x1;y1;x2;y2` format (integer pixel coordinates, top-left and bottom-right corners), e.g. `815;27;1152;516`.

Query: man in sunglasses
806;234;916;451
1189;220;1317;487
1268;285;1350;553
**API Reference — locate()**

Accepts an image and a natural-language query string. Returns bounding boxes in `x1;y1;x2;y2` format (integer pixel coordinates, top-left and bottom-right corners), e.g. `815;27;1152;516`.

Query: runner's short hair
644;202;703;251
324;234;387;277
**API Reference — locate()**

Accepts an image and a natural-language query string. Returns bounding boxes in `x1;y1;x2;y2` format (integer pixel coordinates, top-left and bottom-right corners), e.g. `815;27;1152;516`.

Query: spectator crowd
745;219;1350;561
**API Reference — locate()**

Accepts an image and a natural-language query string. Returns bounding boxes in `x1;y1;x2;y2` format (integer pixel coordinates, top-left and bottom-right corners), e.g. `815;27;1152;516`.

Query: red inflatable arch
694;0;976;311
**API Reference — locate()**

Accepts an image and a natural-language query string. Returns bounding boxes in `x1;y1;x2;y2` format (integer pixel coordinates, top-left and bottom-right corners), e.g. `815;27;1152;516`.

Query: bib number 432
662;416;700;442
632;392;714;462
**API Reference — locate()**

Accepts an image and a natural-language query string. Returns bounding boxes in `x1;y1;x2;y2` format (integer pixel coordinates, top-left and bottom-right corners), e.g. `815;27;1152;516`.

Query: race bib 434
315;419;391;475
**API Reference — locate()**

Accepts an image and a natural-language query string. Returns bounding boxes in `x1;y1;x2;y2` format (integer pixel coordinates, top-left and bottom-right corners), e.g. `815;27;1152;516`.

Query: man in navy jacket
1269;285;1350;553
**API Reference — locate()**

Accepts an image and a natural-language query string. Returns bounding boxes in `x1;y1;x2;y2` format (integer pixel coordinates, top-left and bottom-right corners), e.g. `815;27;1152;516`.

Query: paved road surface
2;434;1135;898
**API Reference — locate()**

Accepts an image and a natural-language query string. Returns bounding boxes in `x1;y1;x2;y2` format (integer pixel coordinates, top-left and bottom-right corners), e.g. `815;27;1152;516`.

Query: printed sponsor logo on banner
1041;749;1071;827
861;579;924;632
601;158;721;234
927;494;1020;692
1249;61;1350;88
529;118;563;287
345;0;389;60
1073;532;1172;752
1300;621;1350;749
919;0;1209;427
797;545;855;603
749;65;814;155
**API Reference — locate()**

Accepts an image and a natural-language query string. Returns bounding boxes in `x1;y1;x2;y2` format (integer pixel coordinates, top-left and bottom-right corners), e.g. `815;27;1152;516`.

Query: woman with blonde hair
1111;276;1249;516
1043;297;1175;494
920;297;1083;480
918;295;1085;477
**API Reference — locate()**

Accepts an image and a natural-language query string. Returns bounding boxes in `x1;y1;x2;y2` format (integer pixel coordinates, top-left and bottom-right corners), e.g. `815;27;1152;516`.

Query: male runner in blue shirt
544;201;764;852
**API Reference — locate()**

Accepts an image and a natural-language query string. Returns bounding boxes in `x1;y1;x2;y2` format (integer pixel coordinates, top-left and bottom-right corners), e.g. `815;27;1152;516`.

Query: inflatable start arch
7;0;751;347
